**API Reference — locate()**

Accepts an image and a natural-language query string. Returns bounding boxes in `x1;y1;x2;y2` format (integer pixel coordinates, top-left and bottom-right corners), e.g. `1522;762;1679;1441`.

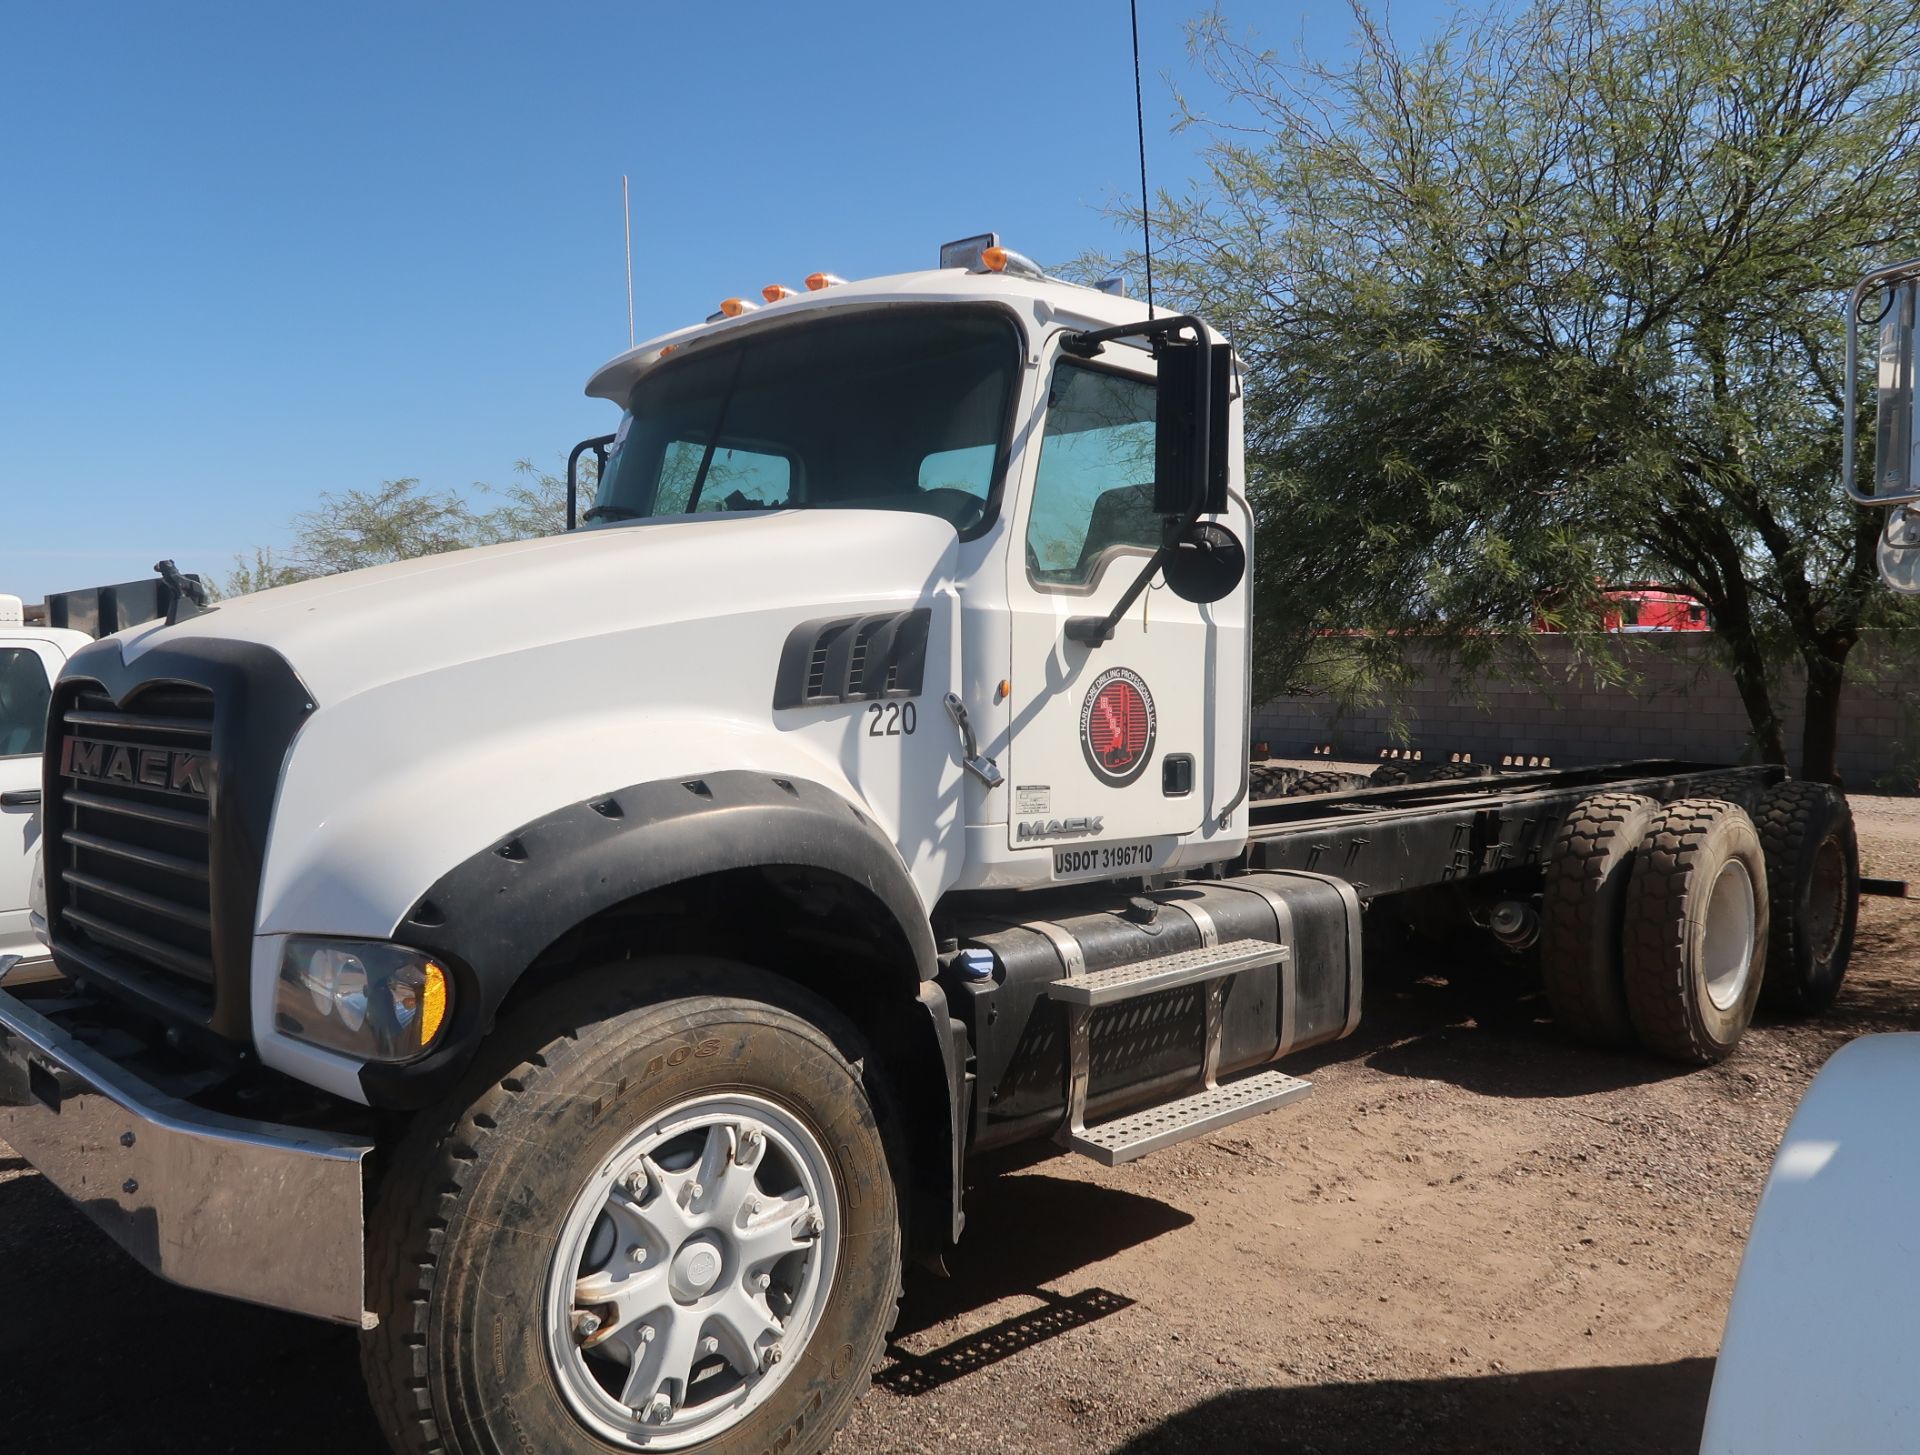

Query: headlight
275;939;451;1062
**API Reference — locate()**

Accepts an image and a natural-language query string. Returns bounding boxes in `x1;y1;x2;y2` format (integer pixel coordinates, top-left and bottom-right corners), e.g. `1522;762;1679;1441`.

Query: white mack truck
0;234;1861;1455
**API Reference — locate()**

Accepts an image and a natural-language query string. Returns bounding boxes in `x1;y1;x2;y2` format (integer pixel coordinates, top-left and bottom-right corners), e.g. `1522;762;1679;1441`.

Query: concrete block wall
1251;631;1920;790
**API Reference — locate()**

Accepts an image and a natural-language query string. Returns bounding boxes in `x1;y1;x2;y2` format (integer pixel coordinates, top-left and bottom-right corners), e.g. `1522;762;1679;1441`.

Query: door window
1027;363;1159;586
0;648;50;758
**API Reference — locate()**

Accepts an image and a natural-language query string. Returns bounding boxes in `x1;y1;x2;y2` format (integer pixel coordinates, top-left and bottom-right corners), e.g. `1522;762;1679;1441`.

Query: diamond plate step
1067;1070;1313;1166
1046;938;1286;1008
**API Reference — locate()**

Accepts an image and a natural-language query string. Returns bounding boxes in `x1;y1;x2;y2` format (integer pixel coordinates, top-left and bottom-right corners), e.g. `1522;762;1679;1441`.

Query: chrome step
1046;938;1286;1008
1068;1070;1313;1166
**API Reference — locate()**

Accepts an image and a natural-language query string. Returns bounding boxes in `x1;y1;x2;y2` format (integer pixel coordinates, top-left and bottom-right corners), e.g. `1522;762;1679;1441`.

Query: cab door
1002;350;1236;870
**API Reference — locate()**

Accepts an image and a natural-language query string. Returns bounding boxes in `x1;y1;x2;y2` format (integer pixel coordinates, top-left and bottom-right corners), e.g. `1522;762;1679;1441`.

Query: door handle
1;789;41;808
942;694;1004;789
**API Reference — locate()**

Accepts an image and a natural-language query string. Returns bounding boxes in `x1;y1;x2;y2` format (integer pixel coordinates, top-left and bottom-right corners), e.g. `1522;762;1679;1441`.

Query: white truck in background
0;593;89;983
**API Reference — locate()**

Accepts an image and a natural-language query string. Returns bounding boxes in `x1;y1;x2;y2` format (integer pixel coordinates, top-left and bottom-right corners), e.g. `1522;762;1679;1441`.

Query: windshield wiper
580;504;642;522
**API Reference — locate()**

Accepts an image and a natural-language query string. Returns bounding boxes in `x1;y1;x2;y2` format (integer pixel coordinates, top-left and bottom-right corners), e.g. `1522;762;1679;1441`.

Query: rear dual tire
1754;780;1859;1017
1621;801;1770;1064
1543;794;1781;1064
1539;793;1660;1048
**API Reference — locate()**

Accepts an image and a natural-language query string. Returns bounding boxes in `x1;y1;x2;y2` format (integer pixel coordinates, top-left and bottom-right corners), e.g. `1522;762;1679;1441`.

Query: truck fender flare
359;771;940;1108
401;768;937;986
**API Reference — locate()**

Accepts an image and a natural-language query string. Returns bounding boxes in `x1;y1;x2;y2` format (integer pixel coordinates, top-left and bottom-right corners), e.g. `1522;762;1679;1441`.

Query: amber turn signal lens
981;246;1009;272
804;272;845;291
420;962;449;1046
762;284;800;303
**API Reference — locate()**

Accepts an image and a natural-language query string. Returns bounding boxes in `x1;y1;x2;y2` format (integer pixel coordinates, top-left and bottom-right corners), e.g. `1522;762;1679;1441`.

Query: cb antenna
1130;0;1155;319
622;174;636;349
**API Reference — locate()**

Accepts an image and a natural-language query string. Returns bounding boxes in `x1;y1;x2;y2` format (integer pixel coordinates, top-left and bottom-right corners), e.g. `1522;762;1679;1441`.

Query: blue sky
0;2;1440;603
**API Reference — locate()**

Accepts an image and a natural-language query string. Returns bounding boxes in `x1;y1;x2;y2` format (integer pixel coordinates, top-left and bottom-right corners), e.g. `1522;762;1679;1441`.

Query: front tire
362;962;901;1455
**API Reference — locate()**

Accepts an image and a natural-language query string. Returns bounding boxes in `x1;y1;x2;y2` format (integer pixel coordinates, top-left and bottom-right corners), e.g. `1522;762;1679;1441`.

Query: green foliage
223;459;593;599
1141;0;1920;775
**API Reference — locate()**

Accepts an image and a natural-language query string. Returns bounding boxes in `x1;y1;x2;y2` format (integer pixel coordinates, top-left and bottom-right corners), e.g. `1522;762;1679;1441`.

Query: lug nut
637;1324;655;1344
700;1336;719;1357
801;1209;825;1237
755;1273;771;1292
644;1393;672;1423
763;1342;785;1370
573;1311;602;1340
628;1244;648;1265
624;1171;647;1197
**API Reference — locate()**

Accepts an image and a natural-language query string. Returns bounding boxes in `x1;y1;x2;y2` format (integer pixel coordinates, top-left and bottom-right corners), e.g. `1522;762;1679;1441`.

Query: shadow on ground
1285;948;1689;1100
1111;1357;1716;1455
877;1170;1190;1394
0;1170;380;1455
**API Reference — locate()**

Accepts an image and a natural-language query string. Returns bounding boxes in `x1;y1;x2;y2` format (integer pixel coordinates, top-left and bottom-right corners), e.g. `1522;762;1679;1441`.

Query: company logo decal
1016;816;1105;841
1079;666;1156;787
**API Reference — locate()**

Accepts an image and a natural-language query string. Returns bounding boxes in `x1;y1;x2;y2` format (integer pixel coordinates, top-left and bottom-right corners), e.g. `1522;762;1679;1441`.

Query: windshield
586;308;1019;535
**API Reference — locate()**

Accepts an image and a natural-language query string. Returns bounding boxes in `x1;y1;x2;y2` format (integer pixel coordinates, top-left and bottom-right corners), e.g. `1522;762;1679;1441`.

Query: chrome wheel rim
544;1093;839;1449
1702;858;1758;1012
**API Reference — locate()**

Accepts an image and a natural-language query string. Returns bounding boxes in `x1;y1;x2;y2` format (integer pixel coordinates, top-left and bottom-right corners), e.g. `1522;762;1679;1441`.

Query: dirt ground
3;798;1916;1455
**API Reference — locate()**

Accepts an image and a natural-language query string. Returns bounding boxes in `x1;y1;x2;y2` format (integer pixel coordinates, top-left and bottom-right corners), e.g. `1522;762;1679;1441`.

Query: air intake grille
772;608;931;709
52;685;216;1014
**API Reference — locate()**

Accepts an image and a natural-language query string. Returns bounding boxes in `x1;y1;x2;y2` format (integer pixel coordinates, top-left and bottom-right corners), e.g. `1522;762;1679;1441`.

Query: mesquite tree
1147;0;1920;780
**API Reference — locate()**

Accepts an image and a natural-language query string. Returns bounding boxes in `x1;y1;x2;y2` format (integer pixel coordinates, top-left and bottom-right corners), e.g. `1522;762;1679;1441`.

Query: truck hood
110;511;962;705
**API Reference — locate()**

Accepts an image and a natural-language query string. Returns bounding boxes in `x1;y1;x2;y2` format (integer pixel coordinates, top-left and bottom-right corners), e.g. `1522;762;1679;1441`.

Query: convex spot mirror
1162;521;1245;604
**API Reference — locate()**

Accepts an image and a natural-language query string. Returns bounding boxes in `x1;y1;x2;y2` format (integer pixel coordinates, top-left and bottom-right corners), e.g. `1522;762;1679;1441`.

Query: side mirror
1153;339;1233;519
566;434;616;530
1162;521;1246;604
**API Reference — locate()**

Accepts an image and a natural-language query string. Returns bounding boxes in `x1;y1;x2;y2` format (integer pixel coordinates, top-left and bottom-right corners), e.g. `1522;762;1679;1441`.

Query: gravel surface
3;799;1915;1455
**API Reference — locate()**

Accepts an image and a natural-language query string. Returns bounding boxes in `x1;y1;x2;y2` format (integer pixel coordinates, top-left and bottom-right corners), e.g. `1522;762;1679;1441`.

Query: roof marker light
980;245;1046;280
719;297;758;318
762;284;801;303
805;272;846;291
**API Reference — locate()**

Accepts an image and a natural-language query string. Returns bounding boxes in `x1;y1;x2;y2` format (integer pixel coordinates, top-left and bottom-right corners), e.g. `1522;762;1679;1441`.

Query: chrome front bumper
0;979;374;1326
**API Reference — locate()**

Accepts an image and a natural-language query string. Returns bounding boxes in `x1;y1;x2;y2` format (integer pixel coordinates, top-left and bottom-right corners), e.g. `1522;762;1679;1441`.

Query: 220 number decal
866;702;917;737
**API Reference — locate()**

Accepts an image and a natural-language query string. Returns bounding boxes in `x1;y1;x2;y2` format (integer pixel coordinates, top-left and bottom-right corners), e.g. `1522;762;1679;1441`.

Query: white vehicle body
0;597;88;983
1701;1032;1920;1453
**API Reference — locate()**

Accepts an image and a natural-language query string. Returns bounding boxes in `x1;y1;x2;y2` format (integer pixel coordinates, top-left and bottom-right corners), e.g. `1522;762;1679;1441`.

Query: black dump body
1245;760;1782;901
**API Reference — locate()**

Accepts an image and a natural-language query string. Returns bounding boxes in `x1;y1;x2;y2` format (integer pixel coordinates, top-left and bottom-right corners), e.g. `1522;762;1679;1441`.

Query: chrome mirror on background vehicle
1844;261;1920;593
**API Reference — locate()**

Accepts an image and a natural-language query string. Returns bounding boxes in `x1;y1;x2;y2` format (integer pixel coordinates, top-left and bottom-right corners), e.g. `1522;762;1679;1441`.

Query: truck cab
0;594;89;982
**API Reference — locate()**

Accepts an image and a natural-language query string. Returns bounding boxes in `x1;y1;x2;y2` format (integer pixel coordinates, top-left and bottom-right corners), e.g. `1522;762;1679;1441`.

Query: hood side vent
772;608;931;709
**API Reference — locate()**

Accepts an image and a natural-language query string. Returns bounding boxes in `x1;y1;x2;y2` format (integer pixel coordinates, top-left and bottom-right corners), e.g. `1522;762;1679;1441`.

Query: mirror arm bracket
1066;541;1175;647
566;433;617;530
1060;313;1207;360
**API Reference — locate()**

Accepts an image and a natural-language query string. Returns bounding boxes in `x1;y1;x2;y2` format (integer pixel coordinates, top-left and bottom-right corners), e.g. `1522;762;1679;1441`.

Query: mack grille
52;684;217;1016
